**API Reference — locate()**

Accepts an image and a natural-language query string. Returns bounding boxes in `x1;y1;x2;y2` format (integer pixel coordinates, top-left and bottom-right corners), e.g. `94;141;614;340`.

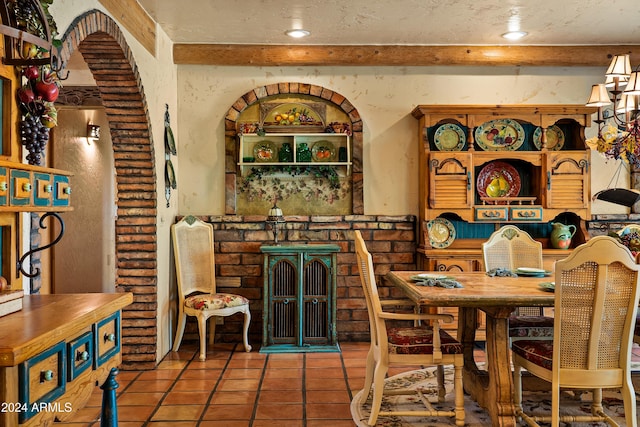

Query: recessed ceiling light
501;31;528;41
285;29;310;39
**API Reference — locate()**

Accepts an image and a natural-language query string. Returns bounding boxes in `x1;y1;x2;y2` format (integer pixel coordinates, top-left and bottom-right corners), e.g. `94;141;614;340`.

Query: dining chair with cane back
482;225;554;341
511;236;640;427
352;230;465;426
171;215;252;361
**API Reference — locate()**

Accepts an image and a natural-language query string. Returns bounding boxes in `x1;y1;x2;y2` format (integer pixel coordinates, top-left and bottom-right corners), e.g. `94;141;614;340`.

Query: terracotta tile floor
55;341;640;427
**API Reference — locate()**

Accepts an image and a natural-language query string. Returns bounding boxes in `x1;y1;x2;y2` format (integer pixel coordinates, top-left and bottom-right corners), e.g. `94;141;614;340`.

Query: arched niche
224;83;363;215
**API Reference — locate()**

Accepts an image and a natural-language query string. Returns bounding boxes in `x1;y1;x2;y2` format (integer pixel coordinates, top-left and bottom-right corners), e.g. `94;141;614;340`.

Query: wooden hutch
412;104;597;336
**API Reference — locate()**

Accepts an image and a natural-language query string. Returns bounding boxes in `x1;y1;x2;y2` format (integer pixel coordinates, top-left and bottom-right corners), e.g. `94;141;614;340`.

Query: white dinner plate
516;267;546;274
411;273;449;281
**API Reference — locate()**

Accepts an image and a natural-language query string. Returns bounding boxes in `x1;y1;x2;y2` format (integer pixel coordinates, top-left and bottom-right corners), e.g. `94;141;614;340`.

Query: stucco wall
176;66;625;217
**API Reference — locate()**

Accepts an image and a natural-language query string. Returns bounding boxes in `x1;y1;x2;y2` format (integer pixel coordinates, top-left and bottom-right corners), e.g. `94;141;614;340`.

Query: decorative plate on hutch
434;123;466;151
426;218;456;249
533;125;565;150
476;161;521;198
474;119;525;151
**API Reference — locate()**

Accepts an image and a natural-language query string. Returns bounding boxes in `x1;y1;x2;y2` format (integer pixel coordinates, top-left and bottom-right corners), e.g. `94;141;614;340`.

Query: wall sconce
87;123;100;141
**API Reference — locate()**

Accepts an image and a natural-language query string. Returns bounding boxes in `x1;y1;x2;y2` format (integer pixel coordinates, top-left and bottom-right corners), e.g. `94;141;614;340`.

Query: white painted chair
512;236;640;426
172;215;251;361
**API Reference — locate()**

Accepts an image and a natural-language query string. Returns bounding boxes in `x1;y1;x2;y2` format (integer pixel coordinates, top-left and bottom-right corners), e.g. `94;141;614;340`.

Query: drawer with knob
510;206;543;221
475;206;508;221
94;311;121;367
18;341;66;423
10;169;32;207
67;330;94;381
34;172;53;207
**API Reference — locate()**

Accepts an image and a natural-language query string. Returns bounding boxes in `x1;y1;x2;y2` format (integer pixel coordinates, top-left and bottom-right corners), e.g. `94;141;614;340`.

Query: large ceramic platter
474;119;525;151
253;140;277;162
427;218;456;249
476;161;521;198
434;123;466;151
533;125;565;150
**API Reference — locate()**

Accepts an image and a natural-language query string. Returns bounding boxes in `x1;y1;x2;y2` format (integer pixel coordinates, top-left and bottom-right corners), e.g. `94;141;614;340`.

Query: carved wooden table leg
459;306;517;427
100;367;119;427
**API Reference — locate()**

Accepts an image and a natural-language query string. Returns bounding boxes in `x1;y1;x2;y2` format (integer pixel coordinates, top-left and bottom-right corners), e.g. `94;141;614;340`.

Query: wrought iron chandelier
586;54;640;168
587;54;640;207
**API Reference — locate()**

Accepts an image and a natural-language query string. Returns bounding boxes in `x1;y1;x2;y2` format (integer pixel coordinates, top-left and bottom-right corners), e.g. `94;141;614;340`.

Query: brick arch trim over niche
58;10;158;370
224;83;364;215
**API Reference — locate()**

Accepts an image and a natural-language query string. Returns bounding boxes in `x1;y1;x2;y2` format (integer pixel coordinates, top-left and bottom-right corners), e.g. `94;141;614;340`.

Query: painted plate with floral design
474;119;525;151
427;218;456;249
312;141;336;161
253;141;277;162
434;123;466;151
533;125;565;150
476;161;521;198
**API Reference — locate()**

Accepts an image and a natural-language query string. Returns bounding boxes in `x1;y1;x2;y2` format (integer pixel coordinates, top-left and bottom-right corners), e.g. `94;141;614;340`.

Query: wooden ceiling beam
98;0;156;55
173;44;640;67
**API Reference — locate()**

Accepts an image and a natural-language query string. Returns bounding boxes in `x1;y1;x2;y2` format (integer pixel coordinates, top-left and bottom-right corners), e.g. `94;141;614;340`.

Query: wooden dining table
385;271;555;427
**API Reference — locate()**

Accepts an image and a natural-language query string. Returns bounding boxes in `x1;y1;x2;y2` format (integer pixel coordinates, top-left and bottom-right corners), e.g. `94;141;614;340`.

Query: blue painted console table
0;293;132;426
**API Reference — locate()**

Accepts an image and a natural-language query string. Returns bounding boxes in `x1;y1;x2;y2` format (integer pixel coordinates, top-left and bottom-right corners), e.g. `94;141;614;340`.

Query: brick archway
59;10;157;369
224;83;364;214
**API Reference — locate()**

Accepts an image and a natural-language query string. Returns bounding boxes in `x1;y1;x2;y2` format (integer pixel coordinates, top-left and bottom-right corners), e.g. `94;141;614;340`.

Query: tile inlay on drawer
18;341;66;423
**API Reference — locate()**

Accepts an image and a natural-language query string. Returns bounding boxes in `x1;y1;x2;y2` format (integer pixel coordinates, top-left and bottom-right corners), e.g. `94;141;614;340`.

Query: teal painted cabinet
260;244;340;353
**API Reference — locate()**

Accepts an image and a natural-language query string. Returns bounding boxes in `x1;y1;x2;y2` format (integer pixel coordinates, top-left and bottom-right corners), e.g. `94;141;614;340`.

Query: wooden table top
0;293;133;366
385;271;555;308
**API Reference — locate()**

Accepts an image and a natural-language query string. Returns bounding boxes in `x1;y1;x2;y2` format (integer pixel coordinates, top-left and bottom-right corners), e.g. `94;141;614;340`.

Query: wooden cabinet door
545;151;589;209
428;152;472;209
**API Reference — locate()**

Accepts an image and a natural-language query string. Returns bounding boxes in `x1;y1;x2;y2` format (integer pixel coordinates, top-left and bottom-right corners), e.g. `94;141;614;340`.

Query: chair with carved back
511;236;640;426
482;225;554;341
352;230;464;426
171;215;252;361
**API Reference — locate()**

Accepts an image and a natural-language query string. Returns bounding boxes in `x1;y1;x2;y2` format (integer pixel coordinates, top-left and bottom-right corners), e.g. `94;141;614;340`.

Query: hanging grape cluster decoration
11;0;64;166
17;65;59;165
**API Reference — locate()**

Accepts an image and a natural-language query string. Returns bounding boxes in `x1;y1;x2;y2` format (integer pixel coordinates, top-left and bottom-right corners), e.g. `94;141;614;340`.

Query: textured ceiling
137;0;640;46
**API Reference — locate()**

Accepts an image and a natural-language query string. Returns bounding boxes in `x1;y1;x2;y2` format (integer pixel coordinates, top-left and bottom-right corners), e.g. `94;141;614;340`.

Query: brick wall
179;214;417;344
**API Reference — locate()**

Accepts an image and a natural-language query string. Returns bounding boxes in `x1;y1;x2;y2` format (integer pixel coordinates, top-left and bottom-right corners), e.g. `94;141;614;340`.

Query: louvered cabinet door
266;256;298;346
302;254;336;347
428;152;473;209
545;151;590;209
261;244;340;353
